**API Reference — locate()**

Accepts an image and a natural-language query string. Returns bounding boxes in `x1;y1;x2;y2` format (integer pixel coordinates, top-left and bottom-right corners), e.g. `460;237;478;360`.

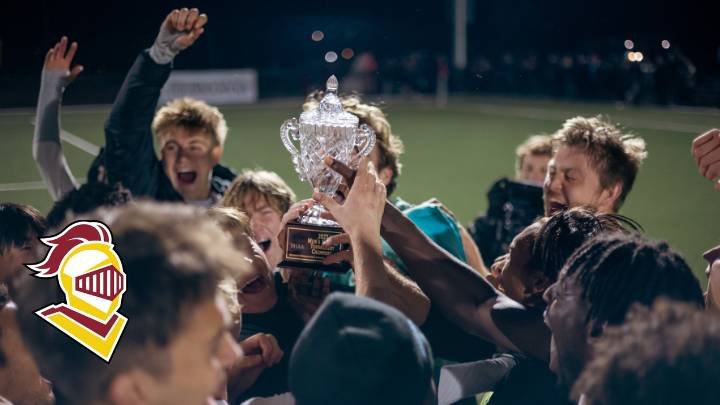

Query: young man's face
236;235;278;314
543;146;616;216
497;224;541;305
543;271;591;388
0;303;54;405
243;194;284;268
517;153;551;184
135;294;240;405
160;126;222;202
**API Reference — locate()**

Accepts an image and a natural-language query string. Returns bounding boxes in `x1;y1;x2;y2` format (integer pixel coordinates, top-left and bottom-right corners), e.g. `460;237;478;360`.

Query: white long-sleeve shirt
32;69;79;201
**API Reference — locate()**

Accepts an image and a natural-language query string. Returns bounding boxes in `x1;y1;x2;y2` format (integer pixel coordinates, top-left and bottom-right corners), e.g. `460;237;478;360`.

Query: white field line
59;129;101;155
0;119;98;193
28;117;101;155
1;99;715;193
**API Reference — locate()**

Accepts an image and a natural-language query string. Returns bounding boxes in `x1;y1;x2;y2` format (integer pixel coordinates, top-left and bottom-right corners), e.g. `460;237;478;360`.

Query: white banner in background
159;69;258;105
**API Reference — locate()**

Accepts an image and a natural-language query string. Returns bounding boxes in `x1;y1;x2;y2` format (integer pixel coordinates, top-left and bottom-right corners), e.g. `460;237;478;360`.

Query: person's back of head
573;299;720;405
566;232;704;331
533;207;641;286
544;232;704;388
289;293;434;405
46;182;132;229
15;201;245;404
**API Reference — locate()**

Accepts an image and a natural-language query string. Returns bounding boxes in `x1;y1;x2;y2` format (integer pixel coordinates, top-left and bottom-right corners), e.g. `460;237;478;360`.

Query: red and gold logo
27;221;127;362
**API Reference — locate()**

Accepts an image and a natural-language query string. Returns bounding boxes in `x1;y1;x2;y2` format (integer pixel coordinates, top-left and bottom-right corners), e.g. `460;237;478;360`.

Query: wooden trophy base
278;221;351;272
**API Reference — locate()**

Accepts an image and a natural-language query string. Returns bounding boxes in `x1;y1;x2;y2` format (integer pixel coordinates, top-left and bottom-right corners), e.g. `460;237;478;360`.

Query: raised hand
692;129;720;190
313;157;386;239
275;199;314;254
150;8;208;64
44;36;83;85
227;333;283;399
287;269;332;322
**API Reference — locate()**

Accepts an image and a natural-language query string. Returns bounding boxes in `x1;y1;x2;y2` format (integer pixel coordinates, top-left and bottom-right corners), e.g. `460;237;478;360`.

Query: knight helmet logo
27;220;128;362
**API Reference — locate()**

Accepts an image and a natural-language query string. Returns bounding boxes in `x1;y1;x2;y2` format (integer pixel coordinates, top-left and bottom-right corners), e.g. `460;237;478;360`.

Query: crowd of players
1;7;720;405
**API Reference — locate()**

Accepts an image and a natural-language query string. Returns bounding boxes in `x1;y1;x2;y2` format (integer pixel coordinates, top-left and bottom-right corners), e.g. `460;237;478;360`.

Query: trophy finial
326;75;338;93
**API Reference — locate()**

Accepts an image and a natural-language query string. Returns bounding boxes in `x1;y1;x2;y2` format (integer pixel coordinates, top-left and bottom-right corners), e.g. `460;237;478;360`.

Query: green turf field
1;96;718;284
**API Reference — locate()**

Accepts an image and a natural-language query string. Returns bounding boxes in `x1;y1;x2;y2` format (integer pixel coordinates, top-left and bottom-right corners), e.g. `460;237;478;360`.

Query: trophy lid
299;75;359;128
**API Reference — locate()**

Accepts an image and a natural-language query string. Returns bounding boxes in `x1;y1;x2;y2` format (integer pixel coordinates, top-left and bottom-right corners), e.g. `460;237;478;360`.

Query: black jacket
468;178;544;266
104;50;235;202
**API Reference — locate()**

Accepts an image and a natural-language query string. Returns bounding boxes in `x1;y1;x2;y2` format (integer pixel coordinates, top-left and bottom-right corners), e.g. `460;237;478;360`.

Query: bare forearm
379;260;430;325
380;201;498;311
351;231;430;325
351;232;390;297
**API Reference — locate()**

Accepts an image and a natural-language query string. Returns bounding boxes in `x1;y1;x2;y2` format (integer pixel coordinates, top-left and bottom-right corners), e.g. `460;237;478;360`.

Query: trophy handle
351;124;376;169
281;118;306;180
281;118;300;155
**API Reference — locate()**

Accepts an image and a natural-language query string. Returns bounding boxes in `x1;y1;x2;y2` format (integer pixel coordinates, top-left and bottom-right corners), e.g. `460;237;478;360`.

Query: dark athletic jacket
104;50;235;202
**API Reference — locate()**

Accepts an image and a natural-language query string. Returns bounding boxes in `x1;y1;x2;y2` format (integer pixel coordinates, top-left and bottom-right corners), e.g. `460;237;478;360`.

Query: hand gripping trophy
279;75;375;271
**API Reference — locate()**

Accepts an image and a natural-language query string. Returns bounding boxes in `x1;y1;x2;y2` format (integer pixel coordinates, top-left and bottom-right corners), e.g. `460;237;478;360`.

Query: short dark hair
532;207;641;283
46;182;132;229
0;203;47;253
15;202;245;404
573;299;720;405
563;233;704;332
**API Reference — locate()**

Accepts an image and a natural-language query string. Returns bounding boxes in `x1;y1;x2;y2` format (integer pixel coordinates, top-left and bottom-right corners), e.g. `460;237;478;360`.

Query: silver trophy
278;75;375;271
280;75;376;226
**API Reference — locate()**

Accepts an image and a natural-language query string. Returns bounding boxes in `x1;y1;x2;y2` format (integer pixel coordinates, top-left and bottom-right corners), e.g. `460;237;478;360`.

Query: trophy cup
279;75;376;271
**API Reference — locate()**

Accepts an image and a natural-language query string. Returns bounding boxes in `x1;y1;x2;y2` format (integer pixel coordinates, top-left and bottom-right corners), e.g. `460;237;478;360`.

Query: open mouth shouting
257;239;272;252
547;200;568;215
177;171;198;185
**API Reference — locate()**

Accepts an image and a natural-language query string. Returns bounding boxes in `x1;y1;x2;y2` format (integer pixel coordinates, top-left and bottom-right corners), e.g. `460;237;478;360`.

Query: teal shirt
324;196;466;288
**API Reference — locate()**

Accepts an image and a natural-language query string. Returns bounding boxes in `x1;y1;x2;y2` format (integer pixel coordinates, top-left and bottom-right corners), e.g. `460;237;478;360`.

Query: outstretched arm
324;156;550;362
33;37;83;200
104;8;207;197
314;159;431;325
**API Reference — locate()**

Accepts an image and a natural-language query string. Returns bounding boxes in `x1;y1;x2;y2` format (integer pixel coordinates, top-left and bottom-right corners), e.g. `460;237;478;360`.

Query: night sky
2;0;718;72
